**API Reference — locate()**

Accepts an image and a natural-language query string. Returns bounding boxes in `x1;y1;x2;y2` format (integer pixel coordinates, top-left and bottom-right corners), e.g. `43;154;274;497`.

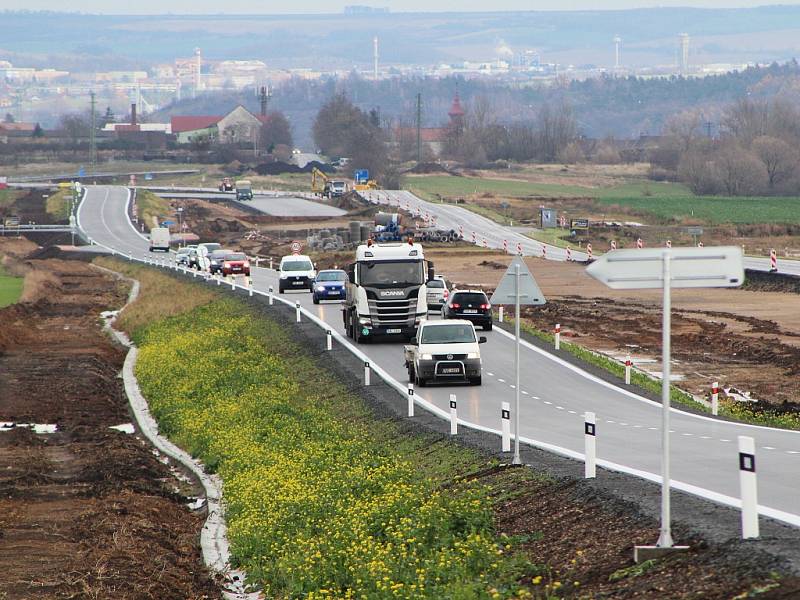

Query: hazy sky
3;0;800;13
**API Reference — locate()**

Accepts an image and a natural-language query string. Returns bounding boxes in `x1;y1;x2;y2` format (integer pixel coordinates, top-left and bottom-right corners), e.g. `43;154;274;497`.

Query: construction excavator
311;167;349;198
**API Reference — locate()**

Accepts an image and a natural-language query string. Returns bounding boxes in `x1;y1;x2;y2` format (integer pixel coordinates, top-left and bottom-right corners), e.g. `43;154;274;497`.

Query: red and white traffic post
459;225;464;238
610;240;617;251
482;237;488;248
471;231;476;244
503;239;508;253
666;240;672;249
541;245;547;259
625;354;632;385
637;238;643;249
516;242;522;255
566;247;572;261
711;381;719;416
587;243;593;261
770;248;778;272
554;323;561;350
498;306;504;323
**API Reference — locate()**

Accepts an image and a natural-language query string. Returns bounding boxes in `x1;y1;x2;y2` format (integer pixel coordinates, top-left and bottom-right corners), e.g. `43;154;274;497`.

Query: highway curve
78;185;800;529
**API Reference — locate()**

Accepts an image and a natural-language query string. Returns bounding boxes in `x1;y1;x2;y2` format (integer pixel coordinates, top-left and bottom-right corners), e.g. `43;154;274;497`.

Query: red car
221;252;251;276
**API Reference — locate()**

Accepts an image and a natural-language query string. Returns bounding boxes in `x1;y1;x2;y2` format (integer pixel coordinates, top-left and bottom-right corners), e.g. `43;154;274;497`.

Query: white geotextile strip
93;264;259;600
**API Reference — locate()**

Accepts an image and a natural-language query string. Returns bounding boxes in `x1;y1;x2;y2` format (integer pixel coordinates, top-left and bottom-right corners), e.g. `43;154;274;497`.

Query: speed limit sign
290;240;303;255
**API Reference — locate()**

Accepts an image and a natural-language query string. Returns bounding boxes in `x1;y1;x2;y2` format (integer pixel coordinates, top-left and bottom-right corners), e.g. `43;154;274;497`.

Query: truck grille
367;298;418;326
433;354;467;360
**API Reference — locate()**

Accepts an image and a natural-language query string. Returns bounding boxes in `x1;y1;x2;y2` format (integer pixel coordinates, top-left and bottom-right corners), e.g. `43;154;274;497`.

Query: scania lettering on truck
343;240;433;343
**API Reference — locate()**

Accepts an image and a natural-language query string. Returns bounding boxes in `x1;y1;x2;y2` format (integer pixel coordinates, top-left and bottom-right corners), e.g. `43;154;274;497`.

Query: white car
404;319;486;386
426;276;449;311
278;254;316;293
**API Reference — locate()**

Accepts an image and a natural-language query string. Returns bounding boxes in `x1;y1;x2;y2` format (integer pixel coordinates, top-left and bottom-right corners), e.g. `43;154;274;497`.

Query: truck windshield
283;260;313;272
359;261;424;288
421;324;476;344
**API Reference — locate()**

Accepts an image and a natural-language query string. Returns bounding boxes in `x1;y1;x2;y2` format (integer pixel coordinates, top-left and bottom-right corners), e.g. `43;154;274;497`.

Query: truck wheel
278;284;285;293
470;376;482;386
414;371;426;387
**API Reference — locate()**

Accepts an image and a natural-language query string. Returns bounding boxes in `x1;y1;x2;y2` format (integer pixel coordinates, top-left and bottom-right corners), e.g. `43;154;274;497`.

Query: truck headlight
359;317;371;325
421;353;432;360
467;352;479;359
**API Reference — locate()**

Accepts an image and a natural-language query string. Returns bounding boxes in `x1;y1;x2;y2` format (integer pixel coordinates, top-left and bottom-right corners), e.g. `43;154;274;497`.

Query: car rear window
452;292;487;304
427;279;444;288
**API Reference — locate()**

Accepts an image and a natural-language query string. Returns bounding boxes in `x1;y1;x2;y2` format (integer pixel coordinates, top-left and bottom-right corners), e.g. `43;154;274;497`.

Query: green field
404;174;800;225
0;266;23;308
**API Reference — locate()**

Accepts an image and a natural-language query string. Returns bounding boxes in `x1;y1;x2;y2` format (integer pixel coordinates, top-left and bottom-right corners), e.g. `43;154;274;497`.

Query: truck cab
343;240;433;343
235;180;253;201
404;320;486;386
324;180;347;198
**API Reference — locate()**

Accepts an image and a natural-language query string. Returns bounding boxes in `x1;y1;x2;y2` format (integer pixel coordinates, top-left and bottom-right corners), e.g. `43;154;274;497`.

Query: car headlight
421;353;432;360
279;273;287;279
467;352;479;359
316;285;326;292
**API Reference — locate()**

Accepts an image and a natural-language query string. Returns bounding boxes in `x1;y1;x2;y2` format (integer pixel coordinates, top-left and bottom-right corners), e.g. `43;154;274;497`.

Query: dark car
208;249;233;274
221;252;250;277
188;243;222;270
442;290;492;331
312;269;347;304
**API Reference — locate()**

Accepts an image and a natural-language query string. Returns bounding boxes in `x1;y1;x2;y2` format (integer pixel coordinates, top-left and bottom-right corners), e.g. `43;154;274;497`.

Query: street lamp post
176;207;184;247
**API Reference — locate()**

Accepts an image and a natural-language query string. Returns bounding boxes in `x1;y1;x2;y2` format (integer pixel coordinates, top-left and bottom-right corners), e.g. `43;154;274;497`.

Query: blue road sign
354;169;369;183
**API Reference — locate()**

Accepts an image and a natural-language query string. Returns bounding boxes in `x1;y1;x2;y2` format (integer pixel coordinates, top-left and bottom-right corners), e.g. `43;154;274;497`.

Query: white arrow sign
586;246;744;290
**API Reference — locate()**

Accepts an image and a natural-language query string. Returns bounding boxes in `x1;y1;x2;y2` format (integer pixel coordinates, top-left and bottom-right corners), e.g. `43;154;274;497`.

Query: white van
149;227;171;252
278;254;316;293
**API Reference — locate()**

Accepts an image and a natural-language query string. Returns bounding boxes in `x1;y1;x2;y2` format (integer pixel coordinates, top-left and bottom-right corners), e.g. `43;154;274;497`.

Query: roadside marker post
566;247;572;261
248;279;253;297
637;238;643;249
501;402;511;452
128;253;132;261
541;245;547;259
326;330;332;351
611;240;617;251
364;362;371;386
738;435;760;539
268;286;274;305
554;323;561;350
516;242;522;255
587;243;593;261
407;384;415;417
230;277;235;290
295;302;301;323
269;257;273;270
625;355;632;385
770;248;778;272
449;394;458;435
666;240;672;249
503;239;508;253
584;411;596;478
711;382;719;416
587;246;744;559
498;306;504;323
471;231;476;244
491;256;547;466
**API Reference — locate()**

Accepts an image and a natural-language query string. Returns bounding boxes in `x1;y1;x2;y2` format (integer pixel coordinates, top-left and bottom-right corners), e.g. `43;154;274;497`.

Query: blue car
312;269;347;304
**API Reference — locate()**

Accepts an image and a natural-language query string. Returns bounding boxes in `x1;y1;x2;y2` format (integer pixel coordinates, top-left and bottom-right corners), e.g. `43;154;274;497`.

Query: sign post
490;256;546;465
587;246;744;561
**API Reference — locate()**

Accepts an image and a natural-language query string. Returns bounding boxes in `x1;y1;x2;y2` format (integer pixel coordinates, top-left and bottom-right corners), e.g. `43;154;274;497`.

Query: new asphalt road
79;185;800;529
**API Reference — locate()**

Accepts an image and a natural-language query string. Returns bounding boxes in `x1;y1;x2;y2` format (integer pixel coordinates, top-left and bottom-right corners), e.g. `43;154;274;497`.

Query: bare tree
664;110;702;152
713;144;768;196
752;135;796;190
723;99;768;144
58;114;90;145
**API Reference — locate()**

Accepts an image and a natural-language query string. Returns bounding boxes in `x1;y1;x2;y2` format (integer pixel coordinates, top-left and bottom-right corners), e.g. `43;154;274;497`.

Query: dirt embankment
0;244;220;599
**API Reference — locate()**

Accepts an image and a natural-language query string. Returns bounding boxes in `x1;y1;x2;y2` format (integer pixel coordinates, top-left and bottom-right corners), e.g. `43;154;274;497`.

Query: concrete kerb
89;261;258;600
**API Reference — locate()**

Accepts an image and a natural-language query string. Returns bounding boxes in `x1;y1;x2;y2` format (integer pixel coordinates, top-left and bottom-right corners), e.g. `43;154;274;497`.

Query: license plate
441;367;461;374
292;281;304;285
386;328;402;334
463;309;478;314
327;290;339;294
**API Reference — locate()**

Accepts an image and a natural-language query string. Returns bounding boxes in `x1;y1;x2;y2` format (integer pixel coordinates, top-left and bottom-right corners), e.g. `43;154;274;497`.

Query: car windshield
452;293;487;304
283;260;313;272
427;279;444;288
226;253;247;261
317;271;346;281
359;261;424;288
421;324;476;344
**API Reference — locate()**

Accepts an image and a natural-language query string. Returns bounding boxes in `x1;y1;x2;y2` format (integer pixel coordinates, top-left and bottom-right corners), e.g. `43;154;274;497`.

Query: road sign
490;256;546;467
354;169;369;183
490;256;546;306
570;218;589;230
161;220;175;226
686;226;704;236
290;240;303;254
586;247;744;290
588;246;744;554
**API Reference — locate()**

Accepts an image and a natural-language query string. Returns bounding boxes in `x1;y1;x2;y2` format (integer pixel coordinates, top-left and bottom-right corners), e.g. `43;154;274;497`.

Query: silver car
175;245;196;265
426;277;449;311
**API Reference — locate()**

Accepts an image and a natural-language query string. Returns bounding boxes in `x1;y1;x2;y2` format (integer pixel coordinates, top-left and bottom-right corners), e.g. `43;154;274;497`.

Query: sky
3;0;800;13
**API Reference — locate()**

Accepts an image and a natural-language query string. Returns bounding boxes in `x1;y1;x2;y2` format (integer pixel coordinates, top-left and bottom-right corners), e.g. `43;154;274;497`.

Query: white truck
404;320;486;386
343;241;433;343
149;227;171;252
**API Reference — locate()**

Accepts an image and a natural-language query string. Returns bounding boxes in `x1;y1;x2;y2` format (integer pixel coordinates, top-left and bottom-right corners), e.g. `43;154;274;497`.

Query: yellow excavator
311;167;329;196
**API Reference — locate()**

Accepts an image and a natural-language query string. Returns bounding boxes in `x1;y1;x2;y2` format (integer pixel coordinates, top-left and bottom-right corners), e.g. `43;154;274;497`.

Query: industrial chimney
130;103;137;127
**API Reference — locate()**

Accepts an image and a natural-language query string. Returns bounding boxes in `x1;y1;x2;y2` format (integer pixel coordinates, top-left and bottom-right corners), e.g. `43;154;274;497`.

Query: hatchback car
208;249;233;274
312;269;347;304
221;252;250;277
426;276;449;311
442;290;492;331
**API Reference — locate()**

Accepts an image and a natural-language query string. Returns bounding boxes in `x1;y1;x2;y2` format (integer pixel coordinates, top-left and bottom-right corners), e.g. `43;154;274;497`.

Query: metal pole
513;263;521;465
657;251;674;548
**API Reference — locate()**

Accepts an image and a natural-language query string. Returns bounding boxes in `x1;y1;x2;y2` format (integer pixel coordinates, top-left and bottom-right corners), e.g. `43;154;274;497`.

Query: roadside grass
0;189;19;208
505;316;800;431
136;190;172;231
0;264;24;307
524;228;578;250
404;175;589;200
45;189;72;222
105;261;544;598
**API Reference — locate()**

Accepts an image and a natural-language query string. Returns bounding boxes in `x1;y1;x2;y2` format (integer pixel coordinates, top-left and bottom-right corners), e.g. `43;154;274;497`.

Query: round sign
290;241;302;254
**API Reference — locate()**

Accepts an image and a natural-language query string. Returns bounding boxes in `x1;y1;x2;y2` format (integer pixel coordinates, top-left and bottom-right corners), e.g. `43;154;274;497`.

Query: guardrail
1;224;75;233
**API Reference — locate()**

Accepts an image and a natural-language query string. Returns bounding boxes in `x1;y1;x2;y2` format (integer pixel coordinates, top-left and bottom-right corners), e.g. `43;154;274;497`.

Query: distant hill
3;6;800;70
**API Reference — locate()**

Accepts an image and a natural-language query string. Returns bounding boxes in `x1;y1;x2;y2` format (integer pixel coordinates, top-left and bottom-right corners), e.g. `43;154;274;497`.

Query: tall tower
373;36;379;80
678;33;690;75
193;47;202;97
259;86;271;117
613;35;622;69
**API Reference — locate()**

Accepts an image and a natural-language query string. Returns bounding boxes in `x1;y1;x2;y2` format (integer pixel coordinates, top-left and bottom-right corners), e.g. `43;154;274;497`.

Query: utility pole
416;92;422;164
89;91;97;176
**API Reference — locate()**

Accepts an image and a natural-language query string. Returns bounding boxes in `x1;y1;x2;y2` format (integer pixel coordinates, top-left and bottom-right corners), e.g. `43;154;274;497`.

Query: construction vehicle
311;167;348;198
219;177;234;192
342;239;434;343
353;168;379;191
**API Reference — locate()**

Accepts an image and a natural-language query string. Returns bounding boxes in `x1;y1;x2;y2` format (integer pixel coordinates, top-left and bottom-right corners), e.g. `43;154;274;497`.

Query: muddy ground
0;240;220;599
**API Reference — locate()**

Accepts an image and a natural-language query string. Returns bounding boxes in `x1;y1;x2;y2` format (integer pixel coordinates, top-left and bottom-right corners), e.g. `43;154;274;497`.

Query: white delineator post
268;286;274;305
711;381;720;416
657;250;674;548
501;402;511;452
554;323;561;350
230;276;235;290
326;330;332;351
512;262;522;465
248;279;253;297
625;354;632;385
269;256;273;270
449;394;458;435
364;361;371;386
407;384;414;417
498;306;504;323
128;252;132;261
585;411;596;479
295;301;301;323
738;435;759;539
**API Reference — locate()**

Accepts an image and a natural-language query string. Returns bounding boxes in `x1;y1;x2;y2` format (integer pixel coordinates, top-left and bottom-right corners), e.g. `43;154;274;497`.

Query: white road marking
544;401;552;405
497;378;506;383
762;446;776;450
